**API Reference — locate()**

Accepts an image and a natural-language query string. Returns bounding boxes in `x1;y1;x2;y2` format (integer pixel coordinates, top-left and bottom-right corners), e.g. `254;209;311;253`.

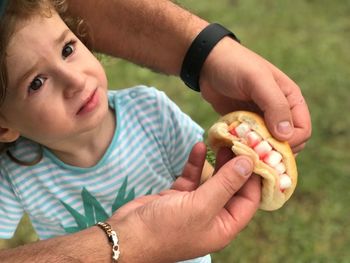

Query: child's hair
0;0;92;165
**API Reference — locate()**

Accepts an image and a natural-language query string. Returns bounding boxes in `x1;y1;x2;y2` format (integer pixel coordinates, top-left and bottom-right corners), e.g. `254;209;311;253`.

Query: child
0;0;213;262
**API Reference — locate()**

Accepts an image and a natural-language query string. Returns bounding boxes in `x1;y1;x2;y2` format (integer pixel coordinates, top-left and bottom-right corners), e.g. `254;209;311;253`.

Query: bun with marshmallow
207;111;297;211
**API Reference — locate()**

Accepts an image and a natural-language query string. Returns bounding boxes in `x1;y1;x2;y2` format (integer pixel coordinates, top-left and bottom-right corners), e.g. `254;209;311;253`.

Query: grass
1;0;350;261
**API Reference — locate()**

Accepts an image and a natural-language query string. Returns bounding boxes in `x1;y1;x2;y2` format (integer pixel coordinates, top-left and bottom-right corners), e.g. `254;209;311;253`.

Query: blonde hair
0;0;92;165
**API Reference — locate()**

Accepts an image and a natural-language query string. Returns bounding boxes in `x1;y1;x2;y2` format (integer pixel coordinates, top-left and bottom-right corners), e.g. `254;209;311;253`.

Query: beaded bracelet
96;222;120;262
180;23;240;92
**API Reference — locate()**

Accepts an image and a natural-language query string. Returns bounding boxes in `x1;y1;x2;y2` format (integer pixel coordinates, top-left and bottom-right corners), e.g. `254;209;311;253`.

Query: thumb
195;156;253;216
264;104;294;142
251;77;294;141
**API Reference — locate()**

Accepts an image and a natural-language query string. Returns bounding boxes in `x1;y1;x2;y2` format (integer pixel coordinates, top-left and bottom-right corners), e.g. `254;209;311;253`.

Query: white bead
275;162;286;174
263;150;283;167
279;174;292;189
253;141;272;158
246;131;262;147
235;122;251;138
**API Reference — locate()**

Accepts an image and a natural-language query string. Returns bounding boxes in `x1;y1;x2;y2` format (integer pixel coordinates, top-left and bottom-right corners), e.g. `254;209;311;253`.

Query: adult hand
108;143;260;263
200;38;312;154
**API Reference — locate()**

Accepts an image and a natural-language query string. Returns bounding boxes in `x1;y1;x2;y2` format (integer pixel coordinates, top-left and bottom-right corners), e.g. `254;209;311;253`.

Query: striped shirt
0;86;210;263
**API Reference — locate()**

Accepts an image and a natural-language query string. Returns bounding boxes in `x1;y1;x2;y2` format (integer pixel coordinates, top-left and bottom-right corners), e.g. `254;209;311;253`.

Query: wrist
199;36;241;94
180;23;240;92
96;222;120;261
108;213;182;263
106;217;161;263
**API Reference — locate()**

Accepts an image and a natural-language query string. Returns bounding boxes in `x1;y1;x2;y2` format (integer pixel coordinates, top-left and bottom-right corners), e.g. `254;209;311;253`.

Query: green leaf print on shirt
62;177;153;233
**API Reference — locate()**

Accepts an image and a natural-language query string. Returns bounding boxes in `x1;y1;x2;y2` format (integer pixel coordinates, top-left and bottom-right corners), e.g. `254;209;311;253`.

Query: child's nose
62;70;86;98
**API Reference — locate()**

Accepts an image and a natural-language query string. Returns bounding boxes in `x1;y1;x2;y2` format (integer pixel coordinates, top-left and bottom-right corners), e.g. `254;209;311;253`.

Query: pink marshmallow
246;131;262;147
229;128;237;136
253;141;272;158
263;150;283;167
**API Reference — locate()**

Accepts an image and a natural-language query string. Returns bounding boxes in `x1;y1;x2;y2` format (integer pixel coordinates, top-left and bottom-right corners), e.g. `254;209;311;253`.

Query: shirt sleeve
0;169;24;239
154;88;204;176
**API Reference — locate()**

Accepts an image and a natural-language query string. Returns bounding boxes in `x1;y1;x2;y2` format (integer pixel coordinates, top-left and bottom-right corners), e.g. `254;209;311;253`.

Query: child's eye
28;76;45;93
62;41;75;58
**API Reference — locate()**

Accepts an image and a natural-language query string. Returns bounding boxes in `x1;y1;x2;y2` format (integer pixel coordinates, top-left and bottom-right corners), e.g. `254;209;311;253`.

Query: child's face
0;12;109;146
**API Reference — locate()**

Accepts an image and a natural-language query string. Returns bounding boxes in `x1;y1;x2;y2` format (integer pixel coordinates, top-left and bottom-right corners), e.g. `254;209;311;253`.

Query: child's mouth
76;88;99;115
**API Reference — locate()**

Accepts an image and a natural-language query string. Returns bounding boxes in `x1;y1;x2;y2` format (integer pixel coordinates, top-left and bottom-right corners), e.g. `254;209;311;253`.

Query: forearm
67;0;208;75
0;227;111;262
0;221;165;263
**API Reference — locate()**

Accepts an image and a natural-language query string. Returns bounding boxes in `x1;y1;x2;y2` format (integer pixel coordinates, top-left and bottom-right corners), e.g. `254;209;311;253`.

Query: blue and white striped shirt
0;86;210;262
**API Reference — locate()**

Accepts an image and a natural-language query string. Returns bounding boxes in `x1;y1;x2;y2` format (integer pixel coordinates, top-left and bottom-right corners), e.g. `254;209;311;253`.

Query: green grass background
1;0;350;262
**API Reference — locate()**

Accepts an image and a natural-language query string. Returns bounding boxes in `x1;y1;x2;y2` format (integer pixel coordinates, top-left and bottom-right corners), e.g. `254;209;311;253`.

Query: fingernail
277;121;293;135
234;158;252;176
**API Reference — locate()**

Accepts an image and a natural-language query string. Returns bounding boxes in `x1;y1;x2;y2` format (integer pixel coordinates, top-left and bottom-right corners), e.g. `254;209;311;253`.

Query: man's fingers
269;61;312;149
171;142;206;191
213;147;234;174
224;174;261;228
195;156;253;217
253;73;311;151
286;92;312;150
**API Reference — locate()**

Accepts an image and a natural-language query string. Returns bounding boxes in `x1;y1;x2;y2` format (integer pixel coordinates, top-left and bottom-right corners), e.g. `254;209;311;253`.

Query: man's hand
200;38;312;153
109;143;260;262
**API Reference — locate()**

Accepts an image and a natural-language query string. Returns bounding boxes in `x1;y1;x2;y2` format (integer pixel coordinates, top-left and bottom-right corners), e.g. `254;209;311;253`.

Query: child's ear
0;127;20;142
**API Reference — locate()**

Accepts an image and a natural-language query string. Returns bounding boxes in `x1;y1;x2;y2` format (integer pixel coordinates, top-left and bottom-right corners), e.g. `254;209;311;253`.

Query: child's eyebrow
55;29;71;46
14;60;40;89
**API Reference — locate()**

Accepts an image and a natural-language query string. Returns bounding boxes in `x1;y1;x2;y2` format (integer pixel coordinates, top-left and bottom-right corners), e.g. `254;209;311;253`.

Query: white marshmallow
263;150;283;167
275;162;286;175
235;123;251;138
279;174;292;190
246;131;262;147
253;141;272;158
